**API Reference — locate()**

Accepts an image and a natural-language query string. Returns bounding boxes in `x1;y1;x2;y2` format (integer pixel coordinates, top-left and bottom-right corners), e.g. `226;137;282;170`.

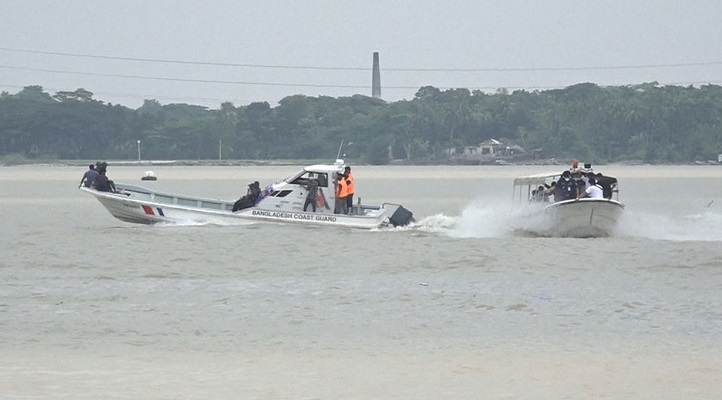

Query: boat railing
116;183;235;212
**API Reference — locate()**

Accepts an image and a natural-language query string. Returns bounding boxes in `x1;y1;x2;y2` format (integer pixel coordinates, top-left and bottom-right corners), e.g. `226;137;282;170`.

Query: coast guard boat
512;162;624;238
81;159;414;229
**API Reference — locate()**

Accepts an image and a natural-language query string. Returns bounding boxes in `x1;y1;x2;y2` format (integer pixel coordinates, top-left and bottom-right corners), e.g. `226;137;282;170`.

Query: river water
1;164;721;399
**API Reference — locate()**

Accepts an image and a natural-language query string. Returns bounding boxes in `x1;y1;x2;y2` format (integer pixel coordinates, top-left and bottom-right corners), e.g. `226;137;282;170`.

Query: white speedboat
512;165;624;238
81;160;414;229
141;171;157;181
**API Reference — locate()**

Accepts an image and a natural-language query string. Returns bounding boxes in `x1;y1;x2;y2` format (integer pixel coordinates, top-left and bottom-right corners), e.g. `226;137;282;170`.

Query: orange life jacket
345;172;355;195
337;178;348;198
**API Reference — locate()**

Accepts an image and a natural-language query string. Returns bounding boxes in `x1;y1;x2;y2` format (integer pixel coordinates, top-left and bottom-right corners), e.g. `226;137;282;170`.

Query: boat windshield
289;171;329;188
283;169;305;184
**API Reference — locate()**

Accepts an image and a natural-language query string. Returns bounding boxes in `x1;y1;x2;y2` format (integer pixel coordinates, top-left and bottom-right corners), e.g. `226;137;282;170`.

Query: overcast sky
1;0;720;109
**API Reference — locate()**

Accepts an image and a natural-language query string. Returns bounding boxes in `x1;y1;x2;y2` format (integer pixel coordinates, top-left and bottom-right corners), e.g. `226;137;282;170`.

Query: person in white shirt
577;176;604;199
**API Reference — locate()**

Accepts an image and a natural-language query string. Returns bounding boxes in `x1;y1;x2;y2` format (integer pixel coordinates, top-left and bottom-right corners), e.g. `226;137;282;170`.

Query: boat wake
417;198;722;242
410;199;529;238
615;209;722;242
409;213;458;233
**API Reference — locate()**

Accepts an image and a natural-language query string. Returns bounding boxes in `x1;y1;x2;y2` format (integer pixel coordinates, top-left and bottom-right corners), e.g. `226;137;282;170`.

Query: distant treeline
1;83;721;164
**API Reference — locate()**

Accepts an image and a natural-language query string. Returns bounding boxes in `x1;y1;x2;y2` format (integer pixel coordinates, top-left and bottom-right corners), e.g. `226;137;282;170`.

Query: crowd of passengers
530;168;617;203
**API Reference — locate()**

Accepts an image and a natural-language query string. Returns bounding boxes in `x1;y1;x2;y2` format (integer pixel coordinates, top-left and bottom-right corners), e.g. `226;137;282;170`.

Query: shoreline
2;159;721;168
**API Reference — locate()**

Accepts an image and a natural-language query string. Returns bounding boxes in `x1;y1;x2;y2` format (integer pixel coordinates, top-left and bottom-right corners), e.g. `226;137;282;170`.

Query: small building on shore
446;139;525;163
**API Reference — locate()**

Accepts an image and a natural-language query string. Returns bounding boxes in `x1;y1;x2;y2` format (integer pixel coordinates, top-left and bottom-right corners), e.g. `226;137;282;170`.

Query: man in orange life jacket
343;166;355;214
335;172;348;214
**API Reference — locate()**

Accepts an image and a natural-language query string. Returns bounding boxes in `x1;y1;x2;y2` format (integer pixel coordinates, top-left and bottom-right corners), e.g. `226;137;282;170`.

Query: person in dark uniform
94;170;112;192
303;176;319;212
93;162;116;192
250;181;261;202
232;181;261;212
554;170;578;201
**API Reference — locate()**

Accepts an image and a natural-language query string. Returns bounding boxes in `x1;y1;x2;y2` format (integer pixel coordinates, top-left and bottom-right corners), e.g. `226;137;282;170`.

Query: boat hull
521;199;625;238
81;184;411;229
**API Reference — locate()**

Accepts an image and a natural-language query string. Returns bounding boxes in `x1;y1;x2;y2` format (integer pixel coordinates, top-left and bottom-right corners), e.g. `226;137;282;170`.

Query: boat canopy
513;172;561;187
513;169;618;187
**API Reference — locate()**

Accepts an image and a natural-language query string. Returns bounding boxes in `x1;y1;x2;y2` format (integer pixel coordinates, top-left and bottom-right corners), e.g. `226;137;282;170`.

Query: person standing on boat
335;172;348;214
79;164;99;188
554;170;579;201
572;169;587;192
303;176;319;212
344;166;355;214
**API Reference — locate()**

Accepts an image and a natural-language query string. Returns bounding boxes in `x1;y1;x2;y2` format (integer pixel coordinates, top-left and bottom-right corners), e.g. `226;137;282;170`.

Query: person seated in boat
94;170;114;192
594;173;616;199
530;185;549;203
250;181;261;202
97;162;115;189
540;185;551;202
537;181;555;201
232;181;261;212
93;162;117;192
79;164;99;188
553;170;579;201
543;180;555;194
577;176;604;199
303;175;319;212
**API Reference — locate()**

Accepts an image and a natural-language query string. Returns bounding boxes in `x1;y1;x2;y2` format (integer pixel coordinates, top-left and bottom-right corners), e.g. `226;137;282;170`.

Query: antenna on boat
335;139;354;163
336;139;345;160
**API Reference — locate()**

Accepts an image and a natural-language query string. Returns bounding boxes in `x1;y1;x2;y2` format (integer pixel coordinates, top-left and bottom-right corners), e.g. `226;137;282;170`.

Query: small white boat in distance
513;163;624;238
80;159;414;229
141;171;157;181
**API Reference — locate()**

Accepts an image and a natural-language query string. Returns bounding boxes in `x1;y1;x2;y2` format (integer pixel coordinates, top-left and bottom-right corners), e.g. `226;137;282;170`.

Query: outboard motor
389;205;415;227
